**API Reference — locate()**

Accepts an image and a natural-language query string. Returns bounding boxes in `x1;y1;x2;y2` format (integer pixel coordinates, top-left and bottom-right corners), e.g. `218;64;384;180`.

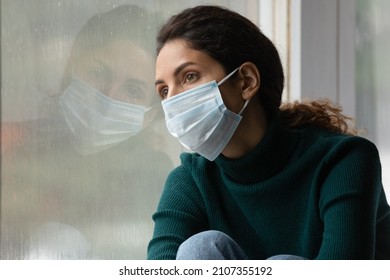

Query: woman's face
155;39;243;113
72;40;155;107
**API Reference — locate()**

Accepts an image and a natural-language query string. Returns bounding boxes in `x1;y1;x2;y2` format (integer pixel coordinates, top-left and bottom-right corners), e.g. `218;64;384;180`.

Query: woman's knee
176;230;247;260
180;230;231;247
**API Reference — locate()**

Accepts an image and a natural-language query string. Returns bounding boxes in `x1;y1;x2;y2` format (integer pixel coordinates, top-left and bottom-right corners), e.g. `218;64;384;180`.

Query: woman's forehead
156;39;217;78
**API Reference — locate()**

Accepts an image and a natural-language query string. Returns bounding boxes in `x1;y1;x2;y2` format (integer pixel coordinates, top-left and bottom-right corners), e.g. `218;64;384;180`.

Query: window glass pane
356;0;390;196
1;0;259;259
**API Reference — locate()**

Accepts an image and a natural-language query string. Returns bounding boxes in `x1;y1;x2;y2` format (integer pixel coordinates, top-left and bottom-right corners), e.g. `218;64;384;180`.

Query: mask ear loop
217;67;239;86
217;67;250;116
238;99;250;115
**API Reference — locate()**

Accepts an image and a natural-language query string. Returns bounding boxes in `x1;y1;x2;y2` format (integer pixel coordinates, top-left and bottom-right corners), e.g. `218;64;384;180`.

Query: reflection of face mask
162;68;249;161
59;78;148;155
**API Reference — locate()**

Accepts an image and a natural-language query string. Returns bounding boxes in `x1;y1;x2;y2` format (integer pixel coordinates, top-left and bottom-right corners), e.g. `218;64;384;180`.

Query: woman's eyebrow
173;61;196;76
155;79;164;87
155;61;197;86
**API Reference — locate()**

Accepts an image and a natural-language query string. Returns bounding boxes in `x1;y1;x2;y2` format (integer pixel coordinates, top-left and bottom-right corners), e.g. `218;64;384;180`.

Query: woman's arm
316;137;384;259
147;164;208;260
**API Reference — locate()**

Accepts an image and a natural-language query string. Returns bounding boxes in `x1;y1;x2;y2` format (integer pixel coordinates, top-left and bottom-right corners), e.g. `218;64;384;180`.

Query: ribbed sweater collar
214;118;299;184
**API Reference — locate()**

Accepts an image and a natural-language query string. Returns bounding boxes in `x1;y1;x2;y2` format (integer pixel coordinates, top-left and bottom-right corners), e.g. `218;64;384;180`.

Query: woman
147;5;390;260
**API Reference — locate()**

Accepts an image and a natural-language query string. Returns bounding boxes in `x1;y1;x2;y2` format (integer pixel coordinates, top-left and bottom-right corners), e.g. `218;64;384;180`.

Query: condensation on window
0;0;256;259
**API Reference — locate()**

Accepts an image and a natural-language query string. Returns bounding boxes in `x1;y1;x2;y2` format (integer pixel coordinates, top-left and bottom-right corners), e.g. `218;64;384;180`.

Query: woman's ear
238;62;260;100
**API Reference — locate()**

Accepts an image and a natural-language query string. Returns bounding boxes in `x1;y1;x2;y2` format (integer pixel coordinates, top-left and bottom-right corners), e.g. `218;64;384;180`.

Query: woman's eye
158;87;168;99
184;73;198;83
125;88;144;102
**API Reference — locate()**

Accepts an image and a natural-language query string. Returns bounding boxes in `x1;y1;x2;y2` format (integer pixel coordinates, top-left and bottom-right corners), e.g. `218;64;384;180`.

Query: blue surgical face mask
161;68;249;161
59;78;149;155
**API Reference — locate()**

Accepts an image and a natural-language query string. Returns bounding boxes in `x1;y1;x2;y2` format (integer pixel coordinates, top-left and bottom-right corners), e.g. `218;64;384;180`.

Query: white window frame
258;0;356;118
291;0;356;118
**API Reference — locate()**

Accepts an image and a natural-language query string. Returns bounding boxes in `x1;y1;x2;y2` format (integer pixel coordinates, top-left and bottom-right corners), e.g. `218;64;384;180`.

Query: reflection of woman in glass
3;5;173;260
59;5;162;155
50;5;172;259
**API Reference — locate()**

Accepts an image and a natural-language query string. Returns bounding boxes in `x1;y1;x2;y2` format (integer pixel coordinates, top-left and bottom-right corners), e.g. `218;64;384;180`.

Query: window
2;0;388;260
0;0;262;260
288;0;389;197
355;0;390;195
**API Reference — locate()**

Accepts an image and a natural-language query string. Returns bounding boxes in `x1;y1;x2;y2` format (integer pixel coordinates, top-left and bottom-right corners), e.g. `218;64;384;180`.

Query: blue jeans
176;230;306;260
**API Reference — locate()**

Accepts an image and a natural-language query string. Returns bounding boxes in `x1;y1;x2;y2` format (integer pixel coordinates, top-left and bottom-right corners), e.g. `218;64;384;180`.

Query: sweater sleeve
316;137;385;259
147;155;208;260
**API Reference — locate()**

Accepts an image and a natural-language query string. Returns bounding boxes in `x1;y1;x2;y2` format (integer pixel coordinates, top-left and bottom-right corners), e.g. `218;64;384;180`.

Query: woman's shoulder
161;153;211;204
165;152;213;183
298;125;379;155
179;151;212;169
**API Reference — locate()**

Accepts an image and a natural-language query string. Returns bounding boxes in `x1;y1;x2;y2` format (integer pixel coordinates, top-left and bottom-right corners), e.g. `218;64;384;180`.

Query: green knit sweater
147;119;390;259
